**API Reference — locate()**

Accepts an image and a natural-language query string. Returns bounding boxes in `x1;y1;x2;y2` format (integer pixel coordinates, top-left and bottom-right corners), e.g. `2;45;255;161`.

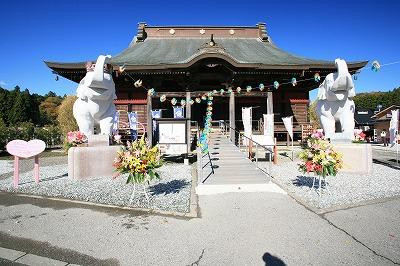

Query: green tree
57;95;78;136
308;100;321;128
8;89;32;125
39;96;63;125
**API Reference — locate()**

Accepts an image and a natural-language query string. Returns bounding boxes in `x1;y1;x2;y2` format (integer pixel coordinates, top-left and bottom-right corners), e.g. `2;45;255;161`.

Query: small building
371;105;400;141
354;108;375;138
45;22;367;143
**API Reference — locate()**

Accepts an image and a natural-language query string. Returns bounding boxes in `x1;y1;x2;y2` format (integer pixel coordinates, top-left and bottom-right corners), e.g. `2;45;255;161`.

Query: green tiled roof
109;37;332;67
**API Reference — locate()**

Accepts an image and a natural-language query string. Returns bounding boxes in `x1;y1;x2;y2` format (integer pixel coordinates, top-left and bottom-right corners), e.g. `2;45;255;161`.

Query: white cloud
0;80;7;86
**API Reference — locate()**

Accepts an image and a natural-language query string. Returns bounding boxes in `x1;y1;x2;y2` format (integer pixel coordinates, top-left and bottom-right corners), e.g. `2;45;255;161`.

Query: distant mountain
354;88;400;110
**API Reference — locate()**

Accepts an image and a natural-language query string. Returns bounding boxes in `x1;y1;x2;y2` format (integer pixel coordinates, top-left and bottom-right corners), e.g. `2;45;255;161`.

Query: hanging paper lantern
195;97;201;103
201;95;207;101
207;92;213;97
273;81;279;89
171;98;177;105
207;106;213;111
246;86;252;92
160;94;167;102
206;111;212;116
220;89;225;95
134;79;142;88
147;88;155;96
291;77;297;86
180;99;186;106
207;100;213;106
228;88;233;94
314;73;321;82
259;83;265;91
208;96;214;101
236;87;242;93
371;60;381;72
189;99;194;105
118;66;125;73
213;90;218;95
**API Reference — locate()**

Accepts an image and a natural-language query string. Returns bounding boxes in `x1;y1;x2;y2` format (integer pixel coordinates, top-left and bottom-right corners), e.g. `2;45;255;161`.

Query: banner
242;107;252;145
112;111;119;134
128;112;138;140
173;107;184;118
282;116;294;140
263;114;274;137
151;109;162;132
389;109;399;147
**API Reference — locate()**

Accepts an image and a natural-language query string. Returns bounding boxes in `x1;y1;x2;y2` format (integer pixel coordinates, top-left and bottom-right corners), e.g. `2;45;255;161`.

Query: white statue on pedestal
316;59;356;141
73;55;117;136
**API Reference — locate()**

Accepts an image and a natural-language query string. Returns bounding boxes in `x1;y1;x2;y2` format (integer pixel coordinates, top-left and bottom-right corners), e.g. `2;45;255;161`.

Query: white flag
242;107;252;145
282;116;294;140
263;114;274;138
389;109;399;147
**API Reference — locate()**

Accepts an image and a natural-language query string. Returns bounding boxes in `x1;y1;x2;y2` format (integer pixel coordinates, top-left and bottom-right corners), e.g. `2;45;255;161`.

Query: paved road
1;191;399;265
372;145;400;169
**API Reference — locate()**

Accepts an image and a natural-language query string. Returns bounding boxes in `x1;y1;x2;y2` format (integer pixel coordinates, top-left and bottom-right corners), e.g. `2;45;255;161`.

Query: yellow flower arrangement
113;136;163;183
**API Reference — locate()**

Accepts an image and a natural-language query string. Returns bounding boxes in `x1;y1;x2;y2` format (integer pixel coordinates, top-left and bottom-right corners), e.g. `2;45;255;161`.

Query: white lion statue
73;55;117;136
316;58;356;141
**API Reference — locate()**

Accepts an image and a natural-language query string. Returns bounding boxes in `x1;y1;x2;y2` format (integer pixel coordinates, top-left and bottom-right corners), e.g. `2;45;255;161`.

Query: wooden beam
229;92;235;143
147;94;152;145
267;90;273;114
186;91;191;153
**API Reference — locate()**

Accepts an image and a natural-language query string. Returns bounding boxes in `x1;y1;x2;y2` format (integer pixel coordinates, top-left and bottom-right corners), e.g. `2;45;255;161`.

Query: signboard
159;122;186;144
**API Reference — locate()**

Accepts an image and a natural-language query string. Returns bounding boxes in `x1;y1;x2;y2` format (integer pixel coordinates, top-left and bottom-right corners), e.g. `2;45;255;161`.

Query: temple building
45;22;367;142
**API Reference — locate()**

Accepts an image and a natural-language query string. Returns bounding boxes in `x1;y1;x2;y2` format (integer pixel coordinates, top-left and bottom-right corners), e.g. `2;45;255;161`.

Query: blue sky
0;0;399;100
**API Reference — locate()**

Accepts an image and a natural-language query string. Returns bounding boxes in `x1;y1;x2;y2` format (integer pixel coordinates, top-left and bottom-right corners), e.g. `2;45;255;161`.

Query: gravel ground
261;160;400;210
0;161;193;213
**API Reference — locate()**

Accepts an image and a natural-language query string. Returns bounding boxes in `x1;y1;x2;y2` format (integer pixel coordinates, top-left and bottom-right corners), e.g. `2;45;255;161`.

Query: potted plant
64;131;88;151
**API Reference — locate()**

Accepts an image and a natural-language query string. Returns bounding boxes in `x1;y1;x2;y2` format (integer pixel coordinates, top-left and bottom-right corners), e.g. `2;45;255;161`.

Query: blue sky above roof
0;0;399;101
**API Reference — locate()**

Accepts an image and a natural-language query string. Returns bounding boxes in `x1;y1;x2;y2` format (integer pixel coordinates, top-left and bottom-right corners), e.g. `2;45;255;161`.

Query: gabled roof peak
135;22;270;42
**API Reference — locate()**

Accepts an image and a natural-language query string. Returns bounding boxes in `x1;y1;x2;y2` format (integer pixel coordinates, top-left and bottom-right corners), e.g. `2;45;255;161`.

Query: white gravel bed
0;160;14;175
264;160;400;210
0;162;193;213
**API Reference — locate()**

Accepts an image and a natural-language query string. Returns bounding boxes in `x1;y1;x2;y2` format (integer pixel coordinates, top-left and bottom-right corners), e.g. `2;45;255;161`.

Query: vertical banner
263;114;274;138
282;116;294;160
112;111;120;134
242;107;252;145
151;109;162;132
282;116;294;140
389;109;399;147
173;107;184;118
128;112;138;140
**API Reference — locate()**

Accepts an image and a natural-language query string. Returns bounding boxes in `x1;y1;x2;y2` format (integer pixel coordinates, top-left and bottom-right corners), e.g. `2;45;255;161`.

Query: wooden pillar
186;91;191;153
147;93;152;146
229;92;235;142
267;90;273;114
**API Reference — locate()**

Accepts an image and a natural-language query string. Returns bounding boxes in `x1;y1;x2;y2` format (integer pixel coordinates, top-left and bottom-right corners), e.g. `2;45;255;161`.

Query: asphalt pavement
0;191;399;265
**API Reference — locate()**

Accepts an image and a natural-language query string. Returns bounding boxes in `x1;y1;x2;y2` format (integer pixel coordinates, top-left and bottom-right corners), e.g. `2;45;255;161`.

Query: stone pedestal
68;145;121;179
333;143;372;175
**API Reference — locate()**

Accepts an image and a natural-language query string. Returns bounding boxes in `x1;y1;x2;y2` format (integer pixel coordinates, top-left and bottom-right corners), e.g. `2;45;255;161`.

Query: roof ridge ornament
136;22;147;42
257;22;270;42
198;34;225;52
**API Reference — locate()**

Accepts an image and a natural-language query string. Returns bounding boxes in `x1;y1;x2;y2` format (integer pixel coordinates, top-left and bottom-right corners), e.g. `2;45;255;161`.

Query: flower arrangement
298;130;343;177
113;136;163;184
64;131;87;150
353;129;366;143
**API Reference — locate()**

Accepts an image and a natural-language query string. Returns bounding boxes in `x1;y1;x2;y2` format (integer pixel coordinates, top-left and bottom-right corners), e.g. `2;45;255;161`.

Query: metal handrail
220;121;274;179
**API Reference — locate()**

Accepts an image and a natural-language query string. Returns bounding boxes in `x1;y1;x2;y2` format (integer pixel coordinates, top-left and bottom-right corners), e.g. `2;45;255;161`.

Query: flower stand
129;182;150;205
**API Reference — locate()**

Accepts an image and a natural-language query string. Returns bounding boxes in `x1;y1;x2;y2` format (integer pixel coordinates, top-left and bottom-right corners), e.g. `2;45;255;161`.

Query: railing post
273;137;278;165
255;143;258;168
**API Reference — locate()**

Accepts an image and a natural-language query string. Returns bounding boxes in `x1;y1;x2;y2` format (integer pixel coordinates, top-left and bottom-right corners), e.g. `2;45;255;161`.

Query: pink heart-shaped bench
6;139;46;188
